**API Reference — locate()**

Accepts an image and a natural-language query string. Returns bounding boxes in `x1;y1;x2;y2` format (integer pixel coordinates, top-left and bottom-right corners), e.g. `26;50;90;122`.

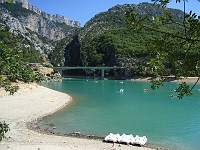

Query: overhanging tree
126;0;200;99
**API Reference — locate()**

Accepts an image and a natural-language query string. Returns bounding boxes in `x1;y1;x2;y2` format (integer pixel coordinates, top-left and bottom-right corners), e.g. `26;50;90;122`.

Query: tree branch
189;76;200;93
183;0;187;38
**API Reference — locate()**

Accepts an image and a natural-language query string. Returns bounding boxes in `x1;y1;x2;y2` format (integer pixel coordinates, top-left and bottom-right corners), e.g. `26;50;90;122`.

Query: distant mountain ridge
80;3;183;40
0;0;81;64
0;0;80;27
51;2;185;77
0;1;187;77
0;1;81;44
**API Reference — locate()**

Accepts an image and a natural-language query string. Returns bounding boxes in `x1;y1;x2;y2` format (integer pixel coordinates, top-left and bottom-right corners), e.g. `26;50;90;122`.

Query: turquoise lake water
39;79;200;150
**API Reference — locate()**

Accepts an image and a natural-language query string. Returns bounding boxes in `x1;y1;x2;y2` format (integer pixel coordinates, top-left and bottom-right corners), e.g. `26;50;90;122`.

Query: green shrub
0;121;9;141
34;72;44;83
0;76;11;88
6;0;13;3
0;45;44;95
5;85;19;95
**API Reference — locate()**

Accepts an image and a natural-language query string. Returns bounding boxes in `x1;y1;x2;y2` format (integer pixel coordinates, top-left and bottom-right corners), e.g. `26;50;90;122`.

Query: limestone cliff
0;0;80;40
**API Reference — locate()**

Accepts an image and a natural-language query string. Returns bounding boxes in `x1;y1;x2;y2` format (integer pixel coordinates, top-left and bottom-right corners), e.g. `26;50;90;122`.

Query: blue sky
28;0;200;26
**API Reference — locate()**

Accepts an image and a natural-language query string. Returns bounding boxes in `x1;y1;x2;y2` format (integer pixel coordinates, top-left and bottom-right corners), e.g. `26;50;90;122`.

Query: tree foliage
0;121;9;141
0;24;44;94
81;27;151;66
0;44;44;94
126;0;200;99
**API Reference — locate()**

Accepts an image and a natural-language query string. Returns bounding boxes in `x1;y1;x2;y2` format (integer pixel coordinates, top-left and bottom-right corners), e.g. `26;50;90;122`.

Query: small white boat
120;89;124;93
134;135;140;145
104;133;114;142
139;136;148;146
118;133;128;143
126;134;134;144
104;133;119;143
133;135;147;146
105;133;147;146
117;134;133;144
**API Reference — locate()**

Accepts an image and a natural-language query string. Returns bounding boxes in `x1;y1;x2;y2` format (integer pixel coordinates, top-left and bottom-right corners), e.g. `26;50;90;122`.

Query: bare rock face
15;0;29;9
20;14;68;41
0;0;81;41
0;7;53;58
26;2;80;28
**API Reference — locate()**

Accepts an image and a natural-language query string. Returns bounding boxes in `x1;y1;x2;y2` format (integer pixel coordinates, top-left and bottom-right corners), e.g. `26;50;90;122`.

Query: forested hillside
51;2;189;77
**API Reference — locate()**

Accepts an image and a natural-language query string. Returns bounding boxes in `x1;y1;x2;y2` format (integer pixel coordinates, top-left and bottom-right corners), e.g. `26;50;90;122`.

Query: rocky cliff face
0;0;29;9
20;13;68;40
0;0;80;40
0;7;54;59
1;0;80;27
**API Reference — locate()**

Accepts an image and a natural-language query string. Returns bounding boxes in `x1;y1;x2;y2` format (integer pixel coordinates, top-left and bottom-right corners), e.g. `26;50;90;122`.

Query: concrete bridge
53;66;125;79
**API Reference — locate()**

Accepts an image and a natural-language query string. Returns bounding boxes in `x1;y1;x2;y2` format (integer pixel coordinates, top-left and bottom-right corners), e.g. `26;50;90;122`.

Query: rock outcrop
1;0;80;27
0;0;80;40
0;7;53;58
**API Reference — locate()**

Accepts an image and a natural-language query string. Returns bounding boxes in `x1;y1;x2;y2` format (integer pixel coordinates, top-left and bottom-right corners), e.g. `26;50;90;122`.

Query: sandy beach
0;83;154;150
130;76;200;84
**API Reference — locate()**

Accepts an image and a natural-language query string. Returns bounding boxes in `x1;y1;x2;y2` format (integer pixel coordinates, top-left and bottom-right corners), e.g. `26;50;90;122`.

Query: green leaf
0;121;10;141
175;82;192;100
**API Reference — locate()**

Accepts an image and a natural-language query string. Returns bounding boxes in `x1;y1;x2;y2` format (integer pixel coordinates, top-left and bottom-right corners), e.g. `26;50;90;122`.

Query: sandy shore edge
130;76;200;84
0;83;155;150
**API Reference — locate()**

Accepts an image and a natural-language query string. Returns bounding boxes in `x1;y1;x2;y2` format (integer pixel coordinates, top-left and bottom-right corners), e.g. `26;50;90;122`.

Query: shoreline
63;75;200;84
129;76;200;84
27;121;168;150
0;82;155;150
